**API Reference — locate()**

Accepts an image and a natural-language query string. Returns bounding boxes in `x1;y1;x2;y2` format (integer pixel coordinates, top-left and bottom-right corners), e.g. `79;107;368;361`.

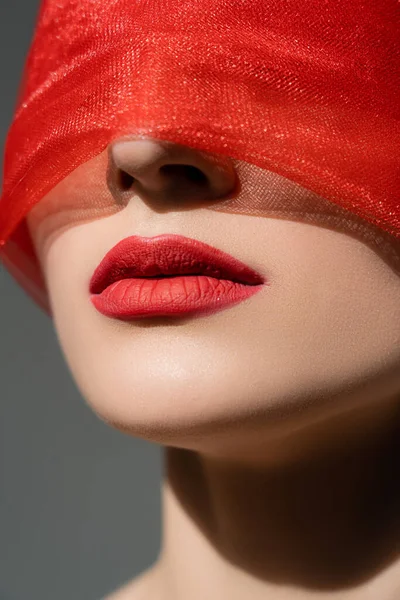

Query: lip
89;234;266;319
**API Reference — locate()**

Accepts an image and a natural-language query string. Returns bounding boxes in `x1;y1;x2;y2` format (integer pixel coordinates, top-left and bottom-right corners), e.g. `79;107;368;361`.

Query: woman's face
26;137;400;461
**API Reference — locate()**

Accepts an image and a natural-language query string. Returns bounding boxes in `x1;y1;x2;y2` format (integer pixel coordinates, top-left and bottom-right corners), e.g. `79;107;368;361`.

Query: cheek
41;222;101;324
26;149;121;262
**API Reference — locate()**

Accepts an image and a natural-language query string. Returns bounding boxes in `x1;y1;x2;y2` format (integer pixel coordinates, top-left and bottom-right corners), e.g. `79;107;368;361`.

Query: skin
26;137;400;599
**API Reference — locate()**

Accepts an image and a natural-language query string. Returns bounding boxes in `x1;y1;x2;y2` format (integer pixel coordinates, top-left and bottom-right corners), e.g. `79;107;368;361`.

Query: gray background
0;3;162;599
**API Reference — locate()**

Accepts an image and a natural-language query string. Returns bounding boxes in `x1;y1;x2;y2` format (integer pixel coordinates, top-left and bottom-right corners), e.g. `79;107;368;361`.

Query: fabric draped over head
0;0;399;314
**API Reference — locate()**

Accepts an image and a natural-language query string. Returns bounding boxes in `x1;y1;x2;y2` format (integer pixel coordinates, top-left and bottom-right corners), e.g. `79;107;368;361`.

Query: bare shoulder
102;564;161;600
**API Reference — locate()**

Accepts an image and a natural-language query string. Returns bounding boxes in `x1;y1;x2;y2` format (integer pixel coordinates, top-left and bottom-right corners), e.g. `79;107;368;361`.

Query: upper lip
89;234;265;294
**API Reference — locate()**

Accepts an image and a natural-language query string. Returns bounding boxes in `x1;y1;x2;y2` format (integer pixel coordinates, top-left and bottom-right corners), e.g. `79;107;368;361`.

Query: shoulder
101;563;161;600
101;578;140;600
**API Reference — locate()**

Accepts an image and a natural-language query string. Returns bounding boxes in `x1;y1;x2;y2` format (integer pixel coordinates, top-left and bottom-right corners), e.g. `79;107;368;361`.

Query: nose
106;137;238;208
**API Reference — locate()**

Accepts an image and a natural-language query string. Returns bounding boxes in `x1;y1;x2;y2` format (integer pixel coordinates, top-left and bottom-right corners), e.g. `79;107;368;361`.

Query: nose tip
106;137;237;206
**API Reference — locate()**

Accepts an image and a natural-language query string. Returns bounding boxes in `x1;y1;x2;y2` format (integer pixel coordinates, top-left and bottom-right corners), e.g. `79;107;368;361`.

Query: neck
155;397;400;600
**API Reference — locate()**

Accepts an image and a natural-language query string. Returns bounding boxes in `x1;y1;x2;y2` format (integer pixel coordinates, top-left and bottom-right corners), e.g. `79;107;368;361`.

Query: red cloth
0;0;399;314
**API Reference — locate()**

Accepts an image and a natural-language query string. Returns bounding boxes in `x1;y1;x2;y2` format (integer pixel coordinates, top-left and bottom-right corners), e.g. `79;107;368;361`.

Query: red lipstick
89;234;266;319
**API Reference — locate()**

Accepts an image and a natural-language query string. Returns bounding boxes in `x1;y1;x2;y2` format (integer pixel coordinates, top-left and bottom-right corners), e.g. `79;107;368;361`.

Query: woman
1;0;400;598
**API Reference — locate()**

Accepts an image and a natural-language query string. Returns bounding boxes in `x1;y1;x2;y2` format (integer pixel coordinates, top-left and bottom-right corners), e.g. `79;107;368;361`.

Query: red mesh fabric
0;0;399;314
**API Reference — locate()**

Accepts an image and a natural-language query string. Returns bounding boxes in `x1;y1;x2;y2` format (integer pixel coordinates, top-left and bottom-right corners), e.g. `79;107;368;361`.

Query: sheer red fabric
0;0;399;314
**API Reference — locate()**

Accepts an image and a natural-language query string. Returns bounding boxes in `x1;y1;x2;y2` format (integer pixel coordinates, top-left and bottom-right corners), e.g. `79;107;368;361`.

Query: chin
49;307;349;455
54;318;262;446
46;261;400;455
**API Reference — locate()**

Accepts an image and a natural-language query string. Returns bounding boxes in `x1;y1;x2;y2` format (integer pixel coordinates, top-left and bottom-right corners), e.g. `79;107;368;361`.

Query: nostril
118;169;135;191
107;139;236;204
160;164;208;186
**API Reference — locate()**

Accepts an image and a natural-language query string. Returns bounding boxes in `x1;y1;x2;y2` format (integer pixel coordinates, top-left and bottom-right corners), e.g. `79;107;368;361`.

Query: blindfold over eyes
0;0;399;313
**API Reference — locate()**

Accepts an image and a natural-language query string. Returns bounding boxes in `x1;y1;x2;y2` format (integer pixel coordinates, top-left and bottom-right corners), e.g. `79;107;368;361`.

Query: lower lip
90;275;264;319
